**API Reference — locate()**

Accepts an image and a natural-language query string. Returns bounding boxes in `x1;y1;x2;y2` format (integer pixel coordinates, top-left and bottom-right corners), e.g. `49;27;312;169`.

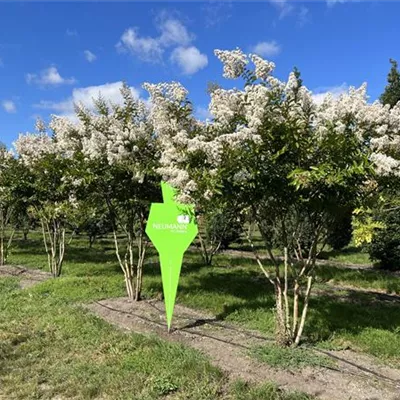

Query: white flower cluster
143;82;200;201
146;48;400;202
209;88;244;126
314;84;400;175
250;54;275;80
12;49;400;206
14;132;57;166
370;152;400;177
214;48;248;79
0;148;14;200
79;111;152;166
50;116;81;159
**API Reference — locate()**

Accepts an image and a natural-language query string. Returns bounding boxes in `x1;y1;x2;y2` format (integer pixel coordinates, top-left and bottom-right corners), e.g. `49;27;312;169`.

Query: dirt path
87;298;400;400
0;265;52;288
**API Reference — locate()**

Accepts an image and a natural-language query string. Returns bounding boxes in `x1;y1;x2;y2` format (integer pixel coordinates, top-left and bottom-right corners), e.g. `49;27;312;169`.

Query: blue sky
1;1;400;147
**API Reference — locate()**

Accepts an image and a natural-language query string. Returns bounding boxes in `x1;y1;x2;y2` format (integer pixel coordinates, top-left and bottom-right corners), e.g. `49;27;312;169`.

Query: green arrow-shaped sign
146;182;198;331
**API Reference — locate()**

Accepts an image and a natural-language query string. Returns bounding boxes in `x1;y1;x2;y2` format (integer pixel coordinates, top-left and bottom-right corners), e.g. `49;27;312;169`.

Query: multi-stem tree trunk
197;231;222;266
0;206;15;266
196;215;227;266
40;218;66;277
135;221;146;301
247;223;322;347
112;211;147;301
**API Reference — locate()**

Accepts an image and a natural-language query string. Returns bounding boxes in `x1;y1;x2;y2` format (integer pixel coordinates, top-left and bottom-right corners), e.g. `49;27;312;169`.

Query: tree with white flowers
0;145;29;265
14;121;82;277
65;84;161;300
0;145;14;265
145;48;400;346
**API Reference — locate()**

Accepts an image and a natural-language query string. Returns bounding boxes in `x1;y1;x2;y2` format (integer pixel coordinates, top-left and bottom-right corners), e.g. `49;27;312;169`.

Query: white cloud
195;106;212;121
270;1;310;27
158;18;193;47
170;46;208;75
116;16;194;63
26;66;76;87
84;50;97;63
251;41;281;58
311;83;348;105
202;2;233;27
297;6;310;27
2;100;16;113
269;0;294;19
326;0;347;6
34;82;141;119
116;28;164;63
66;29;78;37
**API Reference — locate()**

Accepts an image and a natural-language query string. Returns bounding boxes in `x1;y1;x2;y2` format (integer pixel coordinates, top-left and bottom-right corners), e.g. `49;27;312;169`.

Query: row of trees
1;51;400;346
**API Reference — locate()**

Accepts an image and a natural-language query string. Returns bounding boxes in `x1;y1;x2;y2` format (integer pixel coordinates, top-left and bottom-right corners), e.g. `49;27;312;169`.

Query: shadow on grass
306;293;400;342
315;265;400;294
318;246;368;262
12;239;47;255
148;264;400;345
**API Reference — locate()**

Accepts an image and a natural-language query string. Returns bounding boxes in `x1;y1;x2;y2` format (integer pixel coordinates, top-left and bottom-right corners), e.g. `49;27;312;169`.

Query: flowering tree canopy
8;48;400;341
145;48;400;345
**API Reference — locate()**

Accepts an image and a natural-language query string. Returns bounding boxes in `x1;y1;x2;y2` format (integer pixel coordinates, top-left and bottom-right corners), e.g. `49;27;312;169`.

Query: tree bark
41;218;65;277
294;275;313;346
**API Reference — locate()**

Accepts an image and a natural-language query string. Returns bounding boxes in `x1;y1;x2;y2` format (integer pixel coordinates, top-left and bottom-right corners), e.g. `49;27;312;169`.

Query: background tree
0;148;17;265
196;200;245;266
380;59;400;108
0;146;32;265
326;207;353;251
363;59;400;269
69;85;161;300
78;204;113;248
14;124;81;277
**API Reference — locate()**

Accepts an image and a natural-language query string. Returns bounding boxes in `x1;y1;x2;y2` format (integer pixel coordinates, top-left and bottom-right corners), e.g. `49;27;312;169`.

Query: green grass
0;278;224;399
230;381;312;400
251;345;334;370
315;264;400;294
1;235;311;400
2;231;400;398
317;245;371;265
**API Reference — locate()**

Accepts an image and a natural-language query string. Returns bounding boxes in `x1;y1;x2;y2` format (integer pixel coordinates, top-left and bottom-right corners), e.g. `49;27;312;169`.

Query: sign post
146;182;198;331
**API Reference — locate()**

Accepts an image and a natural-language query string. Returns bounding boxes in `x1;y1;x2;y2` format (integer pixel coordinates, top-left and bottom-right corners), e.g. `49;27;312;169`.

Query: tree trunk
0;207;13;266
112;227;139;301
0;235;4;266
0;208;4;266
294;275;313;346
198;231;211;265
89;235;95;248
275;283;290;346
135;222;146;301
124;267;135;301
247;225;317;347
41;218;65;278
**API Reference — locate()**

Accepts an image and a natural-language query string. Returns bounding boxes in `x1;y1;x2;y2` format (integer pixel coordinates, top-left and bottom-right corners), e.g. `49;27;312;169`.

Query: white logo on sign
177;215;190;224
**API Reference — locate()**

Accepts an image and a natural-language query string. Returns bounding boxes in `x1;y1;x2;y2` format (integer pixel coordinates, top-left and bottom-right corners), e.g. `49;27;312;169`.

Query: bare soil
0;264;52;288
87;298;400;400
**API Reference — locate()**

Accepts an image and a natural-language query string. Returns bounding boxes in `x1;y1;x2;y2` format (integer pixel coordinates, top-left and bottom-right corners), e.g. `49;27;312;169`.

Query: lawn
1;231;400;398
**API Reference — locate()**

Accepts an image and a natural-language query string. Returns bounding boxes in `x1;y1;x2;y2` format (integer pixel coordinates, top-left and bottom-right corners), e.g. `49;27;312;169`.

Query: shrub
326;208;353;251
205;210;243;250
369;210;400;270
